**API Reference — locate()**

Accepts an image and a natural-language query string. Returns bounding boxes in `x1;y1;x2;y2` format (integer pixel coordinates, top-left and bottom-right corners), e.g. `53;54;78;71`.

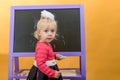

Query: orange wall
0;0;120;80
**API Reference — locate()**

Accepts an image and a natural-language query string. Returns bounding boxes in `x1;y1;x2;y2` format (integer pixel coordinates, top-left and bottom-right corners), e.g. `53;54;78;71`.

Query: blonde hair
34;17;57;40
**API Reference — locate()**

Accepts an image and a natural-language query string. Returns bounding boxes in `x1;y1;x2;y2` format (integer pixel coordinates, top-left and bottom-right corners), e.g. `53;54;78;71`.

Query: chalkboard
13;8;81;52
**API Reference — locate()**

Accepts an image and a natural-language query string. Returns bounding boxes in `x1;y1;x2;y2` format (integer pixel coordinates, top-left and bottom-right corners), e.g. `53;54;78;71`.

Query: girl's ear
38;33;41;36
37;30;41;36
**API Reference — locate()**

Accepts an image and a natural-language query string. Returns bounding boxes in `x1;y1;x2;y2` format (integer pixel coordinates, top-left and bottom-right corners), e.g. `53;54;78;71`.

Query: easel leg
8;55;13;80
14;57;20;80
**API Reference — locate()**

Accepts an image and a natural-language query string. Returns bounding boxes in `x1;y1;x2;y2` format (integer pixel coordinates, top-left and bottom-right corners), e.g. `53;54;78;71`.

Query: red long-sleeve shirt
35;41;56;78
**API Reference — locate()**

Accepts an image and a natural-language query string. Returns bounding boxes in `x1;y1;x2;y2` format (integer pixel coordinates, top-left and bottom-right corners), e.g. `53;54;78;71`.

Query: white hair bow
41;10;54;20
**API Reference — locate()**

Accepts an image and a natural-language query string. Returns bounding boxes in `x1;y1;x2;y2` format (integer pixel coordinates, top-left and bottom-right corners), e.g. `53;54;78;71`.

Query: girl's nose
48;31;52;35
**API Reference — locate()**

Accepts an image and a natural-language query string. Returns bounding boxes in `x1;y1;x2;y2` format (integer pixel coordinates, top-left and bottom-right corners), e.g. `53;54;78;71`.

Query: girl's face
39;25;57;43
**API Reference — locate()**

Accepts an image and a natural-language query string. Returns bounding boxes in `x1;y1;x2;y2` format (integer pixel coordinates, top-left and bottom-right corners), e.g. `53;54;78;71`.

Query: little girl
27;10;63;80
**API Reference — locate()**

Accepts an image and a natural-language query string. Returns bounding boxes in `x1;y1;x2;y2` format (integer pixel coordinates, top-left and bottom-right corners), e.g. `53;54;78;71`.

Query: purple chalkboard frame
8;4;86;80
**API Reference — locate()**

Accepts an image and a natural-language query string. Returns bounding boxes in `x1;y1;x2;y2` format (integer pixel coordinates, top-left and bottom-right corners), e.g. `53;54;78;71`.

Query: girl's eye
44;30;48;32
51;29;55;32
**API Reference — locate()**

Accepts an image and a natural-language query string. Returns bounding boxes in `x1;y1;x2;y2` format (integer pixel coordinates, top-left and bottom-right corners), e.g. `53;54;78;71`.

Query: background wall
0;0;120;80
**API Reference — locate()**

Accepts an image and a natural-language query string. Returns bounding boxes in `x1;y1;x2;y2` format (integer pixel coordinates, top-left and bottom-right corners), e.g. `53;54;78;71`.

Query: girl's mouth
47;38;52;40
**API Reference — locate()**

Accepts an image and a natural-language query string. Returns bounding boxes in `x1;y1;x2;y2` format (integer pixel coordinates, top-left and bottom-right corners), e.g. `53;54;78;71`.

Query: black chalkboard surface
13;8;81;52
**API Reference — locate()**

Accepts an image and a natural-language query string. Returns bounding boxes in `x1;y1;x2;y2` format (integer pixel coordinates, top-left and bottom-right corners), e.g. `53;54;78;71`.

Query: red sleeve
35;43;55;78
54;53;56;59
49;44;56;58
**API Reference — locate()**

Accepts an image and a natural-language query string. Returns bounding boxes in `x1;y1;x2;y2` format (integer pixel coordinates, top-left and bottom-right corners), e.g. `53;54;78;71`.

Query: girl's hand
55;54;62;60
56;54;67;60
54;71;61;78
